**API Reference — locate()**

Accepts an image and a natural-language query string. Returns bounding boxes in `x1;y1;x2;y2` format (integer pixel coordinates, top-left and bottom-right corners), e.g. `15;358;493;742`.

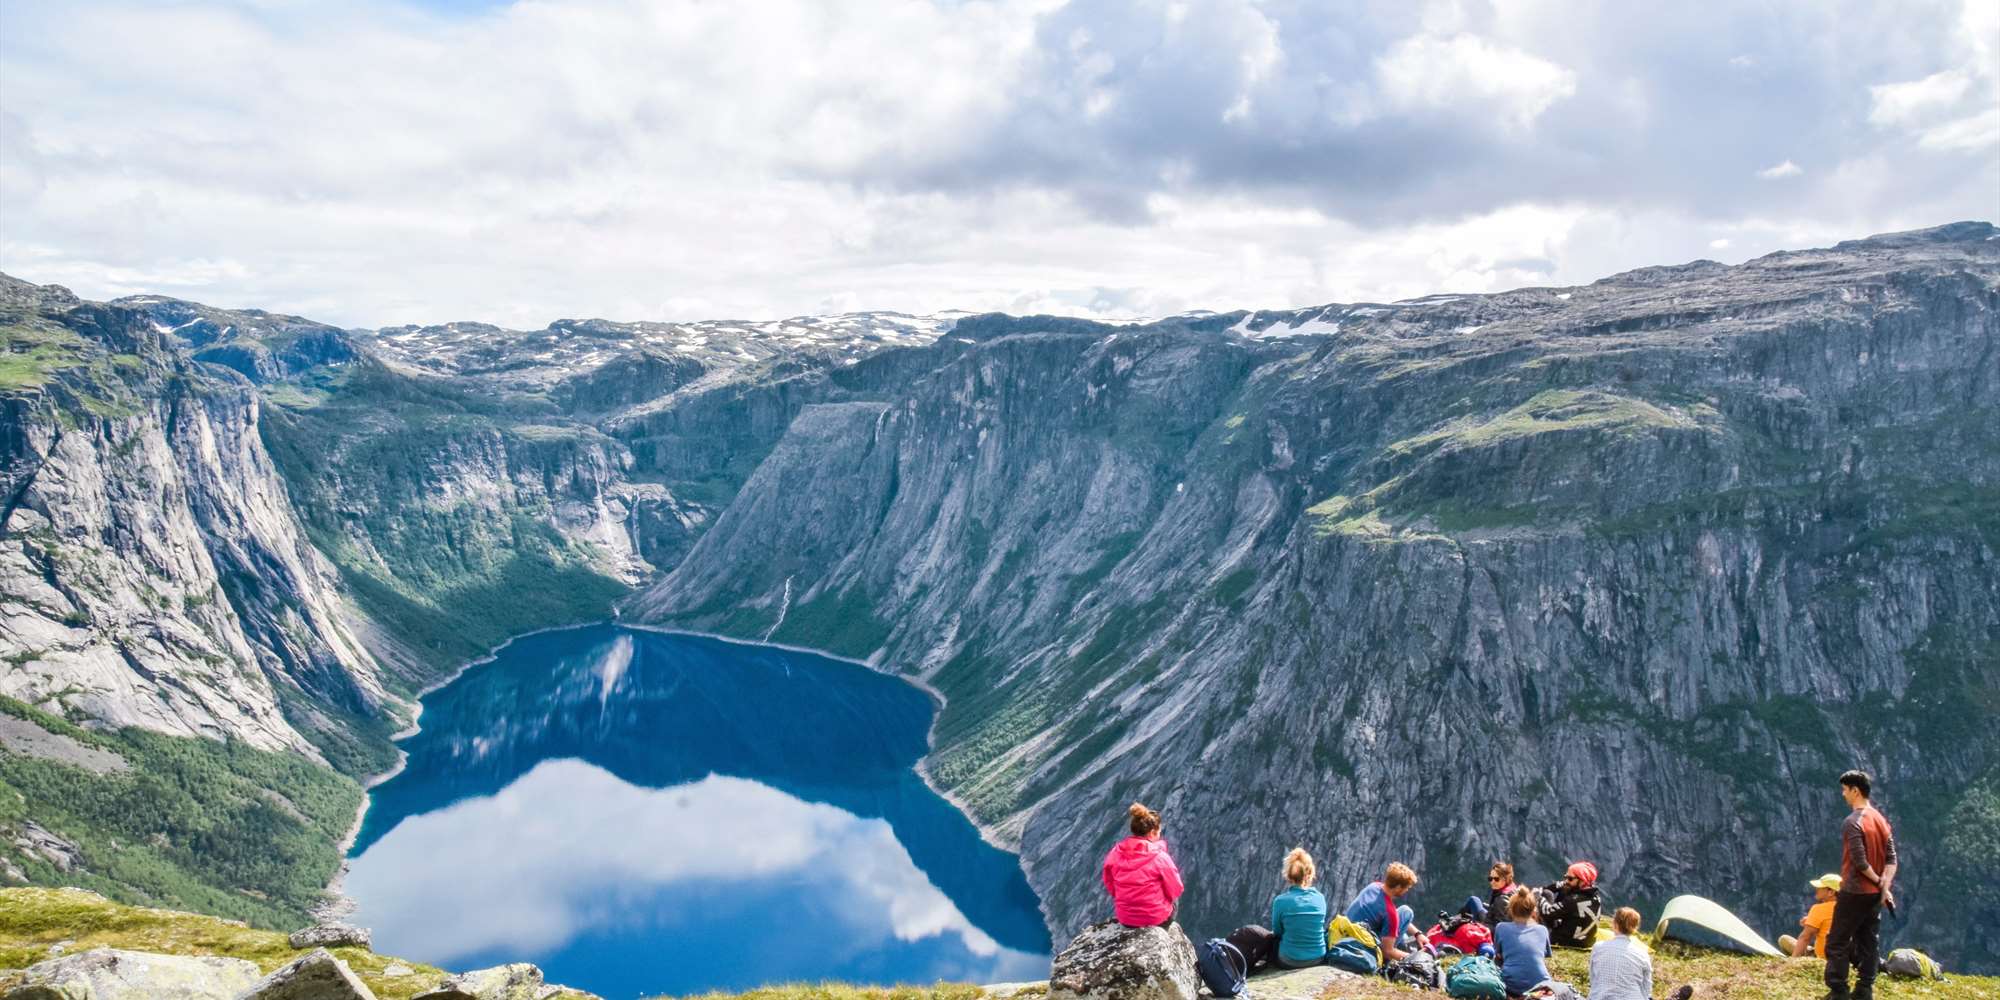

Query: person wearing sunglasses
1462;861;1517;927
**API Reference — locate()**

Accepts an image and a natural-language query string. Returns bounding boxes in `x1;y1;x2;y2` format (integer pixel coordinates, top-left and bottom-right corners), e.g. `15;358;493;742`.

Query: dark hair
1128;802;1161;836
1840;770;1872;799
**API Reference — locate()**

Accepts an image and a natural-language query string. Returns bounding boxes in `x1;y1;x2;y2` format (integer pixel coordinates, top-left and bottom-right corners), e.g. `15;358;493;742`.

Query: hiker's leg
1852;895;1883;995
1823;892;1864;995
1463;895;1488;919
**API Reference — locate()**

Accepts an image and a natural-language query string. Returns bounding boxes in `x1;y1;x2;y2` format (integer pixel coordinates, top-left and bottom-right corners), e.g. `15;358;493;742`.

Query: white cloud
1864;1;2000;153
0;0;1994;327
1758;160;1804;179
1869;69;1973;127
1709;238;1732;249
1375;32;1578;129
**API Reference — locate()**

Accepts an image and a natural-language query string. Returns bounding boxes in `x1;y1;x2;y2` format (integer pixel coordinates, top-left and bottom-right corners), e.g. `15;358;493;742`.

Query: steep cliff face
0;277;400;771
636;223;2000;968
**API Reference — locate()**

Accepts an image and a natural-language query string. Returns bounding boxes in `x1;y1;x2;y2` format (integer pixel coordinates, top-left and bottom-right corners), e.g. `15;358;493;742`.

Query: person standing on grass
1823;770;1897;1000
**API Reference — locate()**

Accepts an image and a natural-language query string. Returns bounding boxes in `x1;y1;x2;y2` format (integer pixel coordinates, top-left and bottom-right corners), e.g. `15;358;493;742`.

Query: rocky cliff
0;276;396;768
634;222;2000;969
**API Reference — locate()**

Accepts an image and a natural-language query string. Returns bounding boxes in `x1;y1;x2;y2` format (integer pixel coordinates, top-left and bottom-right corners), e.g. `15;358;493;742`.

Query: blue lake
343;625;1051;998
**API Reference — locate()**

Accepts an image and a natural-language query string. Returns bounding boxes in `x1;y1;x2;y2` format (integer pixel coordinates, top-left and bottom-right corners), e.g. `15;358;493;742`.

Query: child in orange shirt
1779;874;1841;958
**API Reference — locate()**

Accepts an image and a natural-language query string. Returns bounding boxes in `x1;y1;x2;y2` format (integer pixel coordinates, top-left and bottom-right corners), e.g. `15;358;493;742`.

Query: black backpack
1225;923;1277;971
1384;949;1442;990
1196;938;1248;997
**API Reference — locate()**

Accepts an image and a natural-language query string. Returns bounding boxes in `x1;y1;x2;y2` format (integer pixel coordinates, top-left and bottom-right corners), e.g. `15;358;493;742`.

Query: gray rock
380;966;412;978
1047;920;1199;1000
411;964;543;1000
6;947;263;1000
233;950;375;1000
285;925;371;952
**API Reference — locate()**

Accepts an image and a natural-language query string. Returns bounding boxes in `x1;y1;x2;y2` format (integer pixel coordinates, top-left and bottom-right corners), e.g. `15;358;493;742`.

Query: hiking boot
1666;988;1692;1000
1820;990;1850;1000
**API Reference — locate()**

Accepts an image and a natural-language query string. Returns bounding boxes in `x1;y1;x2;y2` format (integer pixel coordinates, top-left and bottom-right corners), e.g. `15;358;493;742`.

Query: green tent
1652;894;1785;957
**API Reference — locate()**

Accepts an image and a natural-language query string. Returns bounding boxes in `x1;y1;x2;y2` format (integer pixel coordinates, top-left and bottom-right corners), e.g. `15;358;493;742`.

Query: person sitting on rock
1344;861;1420;961
1101;802;1183;928
1538;861;1605;949
1270;847;1329;968
1778;874;1841;959
1463;861;1518;926
1495;887;1553;997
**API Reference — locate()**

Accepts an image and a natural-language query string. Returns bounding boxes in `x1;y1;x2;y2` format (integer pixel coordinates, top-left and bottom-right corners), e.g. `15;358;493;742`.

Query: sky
2;0;1996;329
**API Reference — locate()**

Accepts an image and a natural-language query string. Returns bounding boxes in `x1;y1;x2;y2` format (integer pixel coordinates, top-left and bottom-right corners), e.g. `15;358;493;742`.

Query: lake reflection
343;626;1049;998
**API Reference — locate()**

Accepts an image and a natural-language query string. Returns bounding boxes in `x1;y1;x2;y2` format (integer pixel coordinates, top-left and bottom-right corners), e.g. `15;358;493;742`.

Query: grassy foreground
5;886;1995;1000
1306;941;1998;1000
0;887;591;1000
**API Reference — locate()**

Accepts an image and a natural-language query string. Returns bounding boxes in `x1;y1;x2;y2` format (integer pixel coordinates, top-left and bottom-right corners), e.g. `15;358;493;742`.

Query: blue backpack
1326;937;1381;975
1196;938;1248;997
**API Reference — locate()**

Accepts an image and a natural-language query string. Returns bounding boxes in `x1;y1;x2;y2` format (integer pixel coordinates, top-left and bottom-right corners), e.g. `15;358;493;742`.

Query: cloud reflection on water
345;758;1047;989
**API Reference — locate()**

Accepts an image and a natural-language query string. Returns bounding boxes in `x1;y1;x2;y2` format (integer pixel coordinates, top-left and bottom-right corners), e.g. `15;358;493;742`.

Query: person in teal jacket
1270;848;1329;967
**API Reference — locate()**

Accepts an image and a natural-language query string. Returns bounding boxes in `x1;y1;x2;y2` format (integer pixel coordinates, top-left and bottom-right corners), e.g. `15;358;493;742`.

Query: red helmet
1566;861;1599;889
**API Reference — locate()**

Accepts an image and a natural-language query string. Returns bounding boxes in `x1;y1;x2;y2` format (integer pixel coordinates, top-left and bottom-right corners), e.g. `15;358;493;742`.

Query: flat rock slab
285;925;371;952
6;947;262;1000
1236;966;1358;1000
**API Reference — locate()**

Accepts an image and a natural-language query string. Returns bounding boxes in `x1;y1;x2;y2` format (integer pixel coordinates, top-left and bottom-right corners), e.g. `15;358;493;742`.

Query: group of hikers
1100;770;1901;1000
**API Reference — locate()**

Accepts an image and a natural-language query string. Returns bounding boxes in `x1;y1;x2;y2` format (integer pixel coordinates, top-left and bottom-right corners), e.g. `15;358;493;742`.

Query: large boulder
234;949;376;1000
1047;920;1200;1000
5;948;262;1000
410;964;542;1000
285;925;371;952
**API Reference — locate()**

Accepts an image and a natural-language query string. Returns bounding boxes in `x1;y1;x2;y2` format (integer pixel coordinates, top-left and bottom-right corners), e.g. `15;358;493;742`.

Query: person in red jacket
1825;769;1898;1000
1101;802;1184;927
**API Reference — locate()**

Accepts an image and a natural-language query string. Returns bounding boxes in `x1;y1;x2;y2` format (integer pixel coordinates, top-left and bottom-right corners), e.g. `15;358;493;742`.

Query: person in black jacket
1538;861;1605;948
1460;861;1519;927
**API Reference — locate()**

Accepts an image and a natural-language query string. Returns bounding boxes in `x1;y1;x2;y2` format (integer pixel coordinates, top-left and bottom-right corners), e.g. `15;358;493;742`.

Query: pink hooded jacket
1101;835;1184;927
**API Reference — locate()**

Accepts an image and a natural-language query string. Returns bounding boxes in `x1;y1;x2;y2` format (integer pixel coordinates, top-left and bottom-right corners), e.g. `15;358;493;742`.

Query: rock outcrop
285;925;371;952
5;948;263;1000
411;964;544;1000
237;949;376;1000
1048;920;1199;1000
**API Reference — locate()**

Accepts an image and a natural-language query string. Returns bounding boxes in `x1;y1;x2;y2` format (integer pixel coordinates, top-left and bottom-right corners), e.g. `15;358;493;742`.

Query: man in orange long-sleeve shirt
1823;769;1897;1000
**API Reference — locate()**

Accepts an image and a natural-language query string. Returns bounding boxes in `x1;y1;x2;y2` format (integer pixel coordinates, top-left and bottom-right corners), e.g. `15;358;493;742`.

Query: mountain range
2;222;1996;971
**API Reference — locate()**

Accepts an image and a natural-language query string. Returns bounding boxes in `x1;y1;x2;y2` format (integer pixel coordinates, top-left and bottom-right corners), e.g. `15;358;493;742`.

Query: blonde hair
1614;907;1641;935
1384;861;1418;892
1508;887;1538;920
1284;848;1316;887
1127;802;1161;836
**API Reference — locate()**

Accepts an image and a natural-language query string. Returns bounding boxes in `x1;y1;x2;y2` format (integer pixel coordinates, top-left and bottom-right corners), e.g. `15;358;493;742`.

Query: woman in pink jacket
1101;802;1184;927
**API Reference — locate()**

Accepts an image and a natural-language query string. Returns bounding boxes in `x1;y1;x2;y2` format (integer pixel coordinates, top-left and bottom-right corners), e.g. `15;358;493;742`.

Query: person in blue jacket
1495;887;1554;995
1269;848;1328;967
